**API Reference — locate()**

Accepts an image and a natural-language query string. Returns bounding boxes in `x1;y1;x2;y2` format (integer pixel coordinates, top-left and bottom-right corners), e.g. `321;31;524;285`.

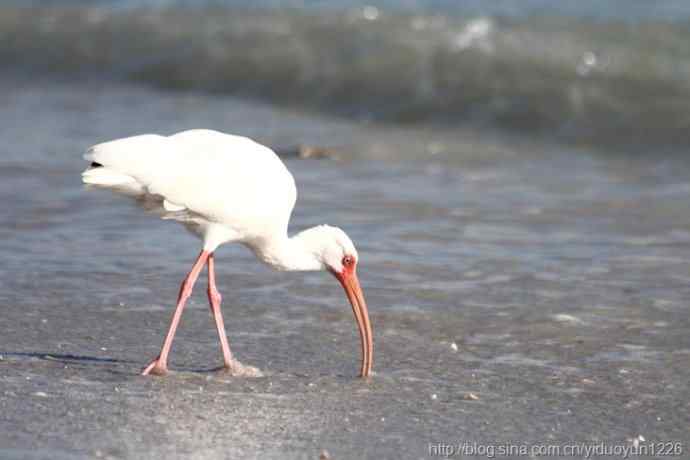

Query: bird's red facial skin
338;255;356;279
327;255;356;282
331;255;373;377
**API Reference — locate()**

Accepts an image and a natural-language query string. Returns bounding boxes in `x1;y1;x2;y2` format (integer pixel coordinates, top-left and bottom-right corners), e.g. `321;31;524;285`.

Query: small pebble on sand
431;393;438;400
450;342;458;352
628;435;646;448
551;314;584;325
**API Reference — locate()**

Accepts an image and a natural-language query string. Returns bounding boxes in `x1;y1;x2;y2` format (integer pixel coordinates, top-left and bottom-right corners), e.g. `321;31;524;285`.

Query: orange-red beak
334;265;373;377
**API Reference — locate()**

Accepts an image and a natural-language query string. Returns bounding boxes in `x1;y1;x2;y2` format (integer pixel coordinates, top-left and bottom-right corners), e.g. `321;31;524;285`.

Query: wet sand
1;79;689;459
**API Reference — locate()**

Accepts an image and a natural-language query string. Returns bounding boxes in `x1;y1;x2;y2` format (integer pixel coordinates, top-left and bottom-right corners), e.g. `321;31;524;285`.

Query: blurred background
1;1;689;459
3;0;690;151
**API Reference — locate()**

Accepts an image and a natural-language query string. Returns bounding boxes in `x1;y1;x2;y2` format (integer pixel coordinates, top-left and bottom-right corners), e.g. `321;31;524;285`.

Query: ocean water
1;2;689;460
2;4;690;151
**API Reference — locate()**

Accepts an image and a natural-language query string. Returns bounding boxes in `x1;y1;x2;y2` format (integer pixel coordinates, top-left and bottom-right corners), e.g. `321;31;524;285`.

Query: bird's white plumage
83;130;297;251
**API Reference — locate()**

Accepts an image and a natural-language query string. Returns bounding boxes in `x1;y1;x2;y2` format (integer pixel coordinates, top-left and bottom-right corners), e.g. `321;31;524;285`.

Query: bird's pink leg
207;253;235;369
142;250;210;376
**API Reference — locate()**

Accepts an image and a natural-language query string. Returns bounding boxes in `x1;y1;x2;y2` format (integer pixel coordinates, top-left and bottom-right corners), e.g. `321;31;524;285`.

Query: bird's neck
251;232;323;272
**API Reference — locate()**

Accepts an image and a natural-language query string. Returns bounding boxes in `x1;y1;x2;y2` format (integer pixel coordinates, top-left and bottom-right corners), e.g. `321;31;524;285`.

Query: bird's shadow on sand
0;351;137;374
0;351;133;365
0;352;264;376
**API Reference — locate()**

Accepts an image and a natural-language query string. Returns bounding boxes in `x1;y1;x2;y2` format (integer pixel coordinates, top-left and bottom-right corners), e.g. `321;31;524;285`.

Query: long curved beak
336;267;373;377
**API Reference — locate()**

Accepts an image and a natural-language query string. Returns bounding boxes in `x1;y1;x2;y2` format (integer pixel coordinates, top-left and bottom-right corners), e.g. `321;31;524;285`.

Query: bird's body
82;129;373;377
84;130;296;254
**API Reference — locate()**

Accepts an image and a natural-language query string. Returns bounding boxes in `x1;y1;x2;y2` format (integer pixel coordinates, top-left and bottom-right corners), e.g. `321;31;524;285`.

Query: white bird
82;129;373;377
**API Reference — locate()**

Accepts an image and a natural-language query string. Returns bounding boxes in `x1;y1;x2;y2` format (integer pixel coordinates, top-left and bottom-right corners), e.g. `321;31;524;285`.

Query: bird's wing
83;130;297;240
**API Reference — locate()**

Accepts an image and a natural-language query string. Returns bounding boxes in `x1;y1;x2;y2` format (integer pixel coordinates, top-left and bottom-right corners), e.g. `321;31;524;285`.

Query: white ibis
81;129;373;377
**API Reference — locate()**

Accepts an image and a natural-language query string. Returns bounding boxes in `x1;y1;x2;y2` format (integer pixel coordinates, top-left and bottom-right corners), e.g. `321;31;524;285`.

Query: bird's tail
81;158;144;194
81;134;167;194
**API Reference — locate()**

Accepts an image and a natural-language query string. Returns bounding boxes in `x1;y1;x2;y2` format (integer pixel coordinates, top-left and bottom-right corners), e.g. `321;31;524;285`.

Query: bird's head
293;225;373;377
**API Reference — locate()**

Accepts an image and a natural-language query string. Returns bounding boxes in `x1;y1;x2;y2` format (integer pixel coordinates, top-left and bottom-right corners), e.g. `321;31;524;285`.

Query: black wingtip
90;161;103;168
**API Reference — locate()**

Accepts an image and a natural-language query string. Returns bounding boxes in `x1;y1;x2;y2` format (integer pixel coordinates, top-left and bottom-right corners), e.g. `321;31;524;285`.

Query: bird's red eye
342;255;354;267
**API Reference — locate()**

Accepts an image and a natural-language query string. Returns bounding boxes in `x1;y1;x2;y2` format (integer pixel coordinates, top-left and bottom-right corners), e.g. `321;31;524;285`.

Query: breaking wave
2;5;690;151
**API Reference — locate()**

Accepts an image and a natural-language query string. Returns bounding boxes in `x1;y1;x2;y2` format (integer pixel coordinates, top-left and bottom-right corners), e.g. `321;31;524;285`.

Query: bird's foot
141;358;168;376
221;359;263;377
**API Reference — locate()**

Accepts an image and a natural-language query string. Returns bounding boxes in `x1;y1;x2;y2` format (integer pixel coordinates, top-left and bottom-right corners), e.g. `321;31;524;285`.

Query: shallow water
1;78;689;459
